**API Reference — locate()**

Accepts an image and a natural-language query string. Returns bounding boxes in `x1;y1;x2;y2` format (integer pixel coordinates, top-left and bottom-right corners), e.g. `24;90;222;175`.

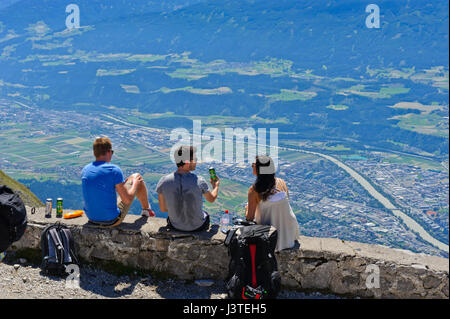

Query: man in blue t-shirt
81;137;155;227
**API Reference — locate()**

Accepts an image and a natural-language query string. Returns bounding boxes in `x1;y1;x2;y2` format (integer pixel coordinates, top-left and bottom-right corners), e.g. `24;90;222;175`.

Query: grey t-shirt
156;171;209;231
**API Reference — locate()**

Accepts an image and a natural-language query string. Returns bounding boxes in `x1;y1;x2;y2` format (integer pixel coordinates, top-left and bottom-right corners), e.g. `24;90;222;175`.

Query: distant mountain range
0;0;448;154
1;0;448;70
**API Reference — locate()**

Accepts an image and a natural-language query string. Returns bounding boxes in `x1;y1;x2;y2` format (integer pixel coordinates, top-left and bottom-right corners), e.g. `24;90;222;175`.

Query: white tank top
255;188;300;252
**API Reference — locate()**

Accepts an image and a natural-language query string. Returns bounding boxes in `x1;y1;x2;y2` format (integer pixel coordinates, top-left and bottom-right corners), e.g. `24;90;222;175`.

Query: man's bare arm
158;193;168;212
203;177;220;203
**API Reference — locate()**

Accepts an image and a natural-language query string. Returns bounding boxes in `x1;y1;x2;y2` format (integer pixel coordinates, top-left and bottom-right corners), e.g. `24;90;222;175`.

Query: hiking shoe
141;208;155;217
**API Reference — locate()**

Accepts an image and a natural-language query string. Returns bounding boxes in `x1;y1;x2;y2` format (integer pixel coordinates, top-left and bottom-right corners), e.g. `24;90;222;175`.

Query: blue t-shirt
81;161;125;222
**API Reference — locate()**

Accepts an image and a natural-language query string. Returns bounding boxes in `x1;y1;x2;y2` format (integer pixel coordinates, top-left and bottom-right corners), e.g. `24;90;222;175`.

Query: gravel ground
0;256;341;299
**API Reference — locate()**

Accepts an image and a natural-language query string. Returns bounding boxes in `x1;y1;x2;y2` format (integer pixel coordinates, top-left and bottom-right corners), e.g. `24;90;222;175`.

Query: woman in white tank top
245;156;300;252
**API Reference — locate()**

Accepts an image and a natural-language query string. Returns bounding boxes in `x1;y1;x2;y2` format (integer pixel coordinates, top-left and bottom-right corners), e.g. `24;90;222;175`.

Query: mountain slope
0;170;44;207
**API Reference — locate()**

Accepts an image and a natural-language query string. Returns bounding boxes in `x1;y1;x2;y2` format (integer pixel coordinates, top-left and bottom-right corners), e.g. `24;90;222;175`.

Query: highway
102;113;449;253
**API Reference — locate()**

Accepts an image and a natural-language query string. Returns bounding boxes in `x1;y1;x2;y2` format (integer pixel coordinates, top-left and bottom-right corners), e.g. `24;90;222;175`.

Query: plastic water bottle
220;210;230;233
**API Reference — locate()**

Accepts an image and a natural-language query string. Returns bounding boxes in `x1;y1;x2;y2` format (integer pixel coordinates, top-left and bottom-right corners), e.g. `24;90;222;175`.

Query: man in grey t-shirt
156;145;220;231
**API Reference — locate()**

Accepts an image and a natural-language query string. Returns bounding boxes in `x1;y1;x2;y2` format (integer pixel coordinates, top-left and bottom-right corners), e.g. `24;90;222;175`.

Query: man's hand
204;176;220;203
132;173;144;185
125;173;143;184
210;176;220;189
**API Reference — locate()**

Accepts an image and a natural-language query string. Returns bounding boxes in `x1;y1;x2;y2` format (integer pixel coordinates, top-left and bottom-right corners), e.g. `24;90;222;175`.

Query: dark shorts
167;211;210;232
87;208;127;228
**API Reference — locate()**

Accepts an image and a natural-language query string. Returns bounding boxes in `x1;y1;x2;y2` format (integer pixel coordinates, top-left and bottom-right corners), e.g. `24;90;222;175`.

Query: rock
411;264;427;270
14;264;20;270
141;276;152;285
195;279;214;287
114;282;132;294
441;282;449;297
423;275;441;290
302;261;337;290
396;278;416;291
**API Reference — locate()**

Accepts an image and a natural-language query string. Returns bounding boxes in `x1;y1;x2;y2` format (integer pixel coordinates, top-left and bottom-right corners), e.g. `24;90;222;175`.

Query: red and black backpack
224;224;281;299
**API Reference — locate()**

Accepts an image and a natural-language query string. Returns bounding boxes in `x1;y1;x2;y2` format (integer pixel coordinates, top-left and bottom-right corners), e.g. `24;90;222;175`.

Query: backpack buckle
242;286;267;299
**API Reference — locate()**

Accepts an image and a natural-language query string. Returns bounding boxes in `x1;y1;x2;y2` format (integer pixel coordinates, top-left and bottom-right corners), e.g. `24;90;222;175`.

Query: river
294;148;449;253
102;114;449;253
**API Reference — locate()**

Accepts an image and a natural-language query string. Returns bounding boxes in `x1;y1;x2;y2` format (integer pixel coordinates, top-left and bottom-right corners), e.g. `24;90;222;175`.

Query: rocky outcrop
10;207;449;299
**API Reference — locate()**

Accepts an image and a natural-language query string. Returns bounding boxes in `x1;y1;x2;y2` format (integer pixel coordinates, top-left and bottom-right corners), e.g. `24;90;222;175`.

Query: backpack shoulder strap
40;224;54;257
224;227;238;247
48;227;64;265
60;227;79;265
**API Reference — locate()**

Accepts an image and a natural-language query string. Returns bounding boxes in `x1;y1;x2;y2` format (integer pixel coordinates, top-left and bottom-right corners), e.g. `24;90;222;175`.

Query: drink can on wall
45;198;52;218
56;198;63;218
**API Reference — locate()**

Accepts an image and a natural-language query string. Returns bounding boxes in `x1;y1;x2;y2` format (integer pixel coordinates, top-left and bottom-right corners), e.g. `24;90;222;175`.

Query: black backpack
41;223;79;276
224;224;281;299
0;185;27;253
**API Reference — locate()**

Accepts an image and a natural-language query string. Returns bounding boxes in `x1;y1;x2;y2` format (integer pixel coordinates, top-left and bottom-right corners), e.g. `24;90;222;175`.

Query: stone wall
10;207;449;299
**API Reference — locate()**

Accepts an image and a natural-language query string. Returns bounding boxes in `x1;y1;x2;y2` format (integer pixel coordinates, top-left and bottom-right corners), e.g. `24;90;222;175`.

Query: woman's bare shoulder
248;185;261;201
276;177;288;190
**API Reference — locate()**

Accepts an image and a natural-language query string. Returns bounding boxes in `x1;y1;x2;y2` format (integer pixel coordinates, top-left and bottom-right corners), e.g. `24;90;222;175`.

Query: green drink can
209;167;218;181
56;198;63;218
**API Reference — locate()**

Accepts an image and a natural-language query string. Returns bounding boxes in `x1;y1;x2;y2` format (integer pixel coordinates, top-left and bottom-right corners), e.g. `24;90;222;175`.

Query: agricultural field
389;108;449;138
203;177;249;217
381;153;447;172
326;104;349;110
338;84;411;99
267;89;317;102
